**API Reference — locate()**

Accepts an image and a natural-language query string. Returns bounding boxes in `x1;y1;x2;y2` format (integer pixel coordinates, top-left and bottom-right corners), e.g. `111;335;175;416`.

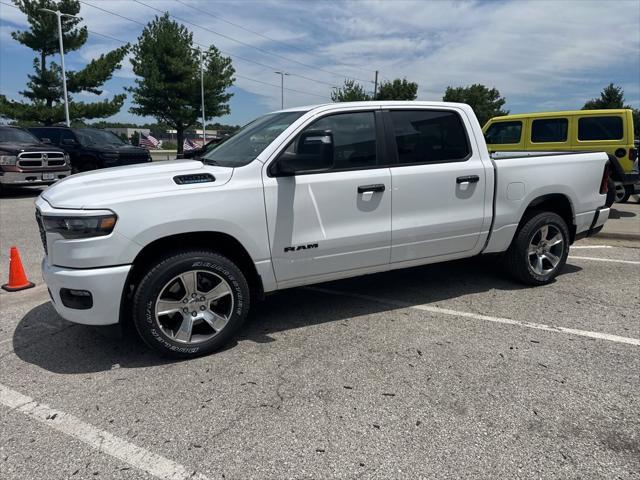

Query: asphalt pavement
1;186;639;479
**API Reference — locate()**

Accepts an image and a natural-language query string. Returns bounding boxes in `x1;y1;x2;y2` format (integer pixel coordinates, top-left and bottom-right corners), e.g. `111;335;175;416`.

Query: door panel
390;162;486;262
263;109;392;284
385;108;486;263
263;169;392;282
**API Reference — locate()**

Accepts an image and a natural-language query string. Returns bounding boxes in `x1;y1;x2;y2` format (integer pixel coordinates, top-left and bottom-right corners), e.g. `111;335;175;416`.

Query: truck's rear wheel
505;212;569;286
132;250;250;358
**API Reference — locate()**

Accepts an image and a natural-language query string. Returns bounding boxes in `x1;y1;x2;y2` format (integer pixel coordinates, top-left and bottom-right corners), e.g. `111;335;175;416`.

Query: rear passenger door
385;108;487;263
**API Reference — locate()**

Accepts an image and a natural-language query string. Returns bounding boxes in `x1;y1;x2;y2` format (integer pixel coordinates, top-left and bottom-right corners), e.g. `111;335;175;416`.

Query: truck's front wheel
132;250;250;358
506;212;569;286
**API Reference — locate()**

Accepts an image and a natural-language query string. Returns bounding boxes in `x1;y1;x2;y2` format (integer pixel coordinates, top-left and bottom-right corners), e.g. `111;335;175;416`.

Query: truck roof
489;108;632;121
277;100;474;114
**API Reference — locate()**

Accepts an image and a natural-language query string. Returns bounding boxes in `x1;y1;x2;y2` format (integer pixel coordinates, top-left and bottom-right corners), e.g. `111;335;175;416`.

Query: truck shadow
12;257;581;374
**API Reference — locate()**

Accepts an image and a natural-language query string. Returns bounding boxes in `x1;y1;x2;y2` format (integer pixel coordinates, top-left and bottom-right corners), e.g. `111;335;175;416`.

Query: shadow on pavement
609;207;636;219
0;186;45;199
12;302;179;374
13;256;582;374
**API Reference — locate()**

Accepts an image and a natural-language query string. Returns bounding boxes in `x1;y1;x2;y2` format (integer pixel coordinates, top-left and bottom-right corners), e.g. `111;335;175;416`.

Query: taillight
630;148;638;162
600;163;610;194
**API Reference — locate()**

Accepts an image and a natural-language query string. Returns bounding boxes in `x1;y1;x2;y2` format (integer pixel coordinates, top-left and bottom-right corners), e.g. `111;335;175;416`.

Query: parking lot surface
1;187;639;479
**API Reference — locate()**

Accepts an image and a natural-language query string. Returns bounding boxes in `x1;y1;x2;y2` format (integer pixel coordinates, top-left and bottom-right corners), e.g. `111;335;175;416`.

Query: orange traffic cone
2;247;35;292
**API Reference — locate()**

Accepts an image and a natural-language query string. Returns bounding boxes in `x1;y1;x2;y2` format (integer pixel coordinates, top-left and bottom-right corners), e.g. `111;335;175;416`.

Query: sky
1;0;639;126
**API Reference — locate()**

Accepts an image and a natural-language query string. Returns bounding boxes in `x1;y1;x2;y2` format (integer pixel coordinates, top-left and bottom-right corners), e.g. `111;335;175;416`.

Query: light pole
40;8;76;127
192;47;208;145
274;71;289;109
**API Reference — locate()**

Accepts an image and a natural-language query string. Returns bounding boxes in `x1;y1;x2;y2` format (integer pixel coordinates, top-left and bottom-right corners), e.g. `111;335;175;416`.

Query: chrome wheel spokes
528;224;564;276
154;270;234;344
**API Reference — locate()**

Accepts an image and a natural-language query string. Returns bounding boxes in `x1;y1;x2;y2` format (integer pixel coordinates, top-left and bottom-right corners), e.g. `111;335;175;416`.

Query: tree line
1;0;637;155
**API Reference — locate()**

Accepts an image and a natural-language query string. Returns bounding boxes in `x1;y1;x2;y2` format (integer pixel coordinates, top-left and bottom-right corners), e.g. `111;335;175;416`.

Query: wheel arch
119;231;264;325
520;193;576;243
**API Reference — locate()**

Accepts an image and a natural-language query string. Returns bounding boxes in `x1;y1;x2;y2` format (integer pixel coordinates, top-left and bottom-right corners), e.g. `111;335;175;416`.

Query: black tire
132;250;250;358
620;185;633;203
505;211;570;286
605;179;616;207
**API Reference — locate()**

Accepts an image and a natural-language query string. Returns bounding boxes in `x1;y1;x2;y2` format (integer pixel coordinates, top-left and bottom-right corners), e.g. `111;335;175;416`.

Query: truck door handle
456;175;480;184
358;184;385;193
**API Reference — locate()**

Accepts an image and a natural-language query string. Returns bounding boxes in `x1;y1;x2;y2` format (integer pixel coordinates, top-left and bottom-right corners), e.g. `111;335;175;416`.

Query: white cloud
1;0;638;119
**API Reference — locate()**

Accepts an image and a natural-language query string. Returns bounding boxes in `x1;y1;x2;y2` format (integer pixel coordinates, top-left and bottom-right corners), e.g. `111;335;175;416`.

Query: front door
385;108;488;262
263;110;392;284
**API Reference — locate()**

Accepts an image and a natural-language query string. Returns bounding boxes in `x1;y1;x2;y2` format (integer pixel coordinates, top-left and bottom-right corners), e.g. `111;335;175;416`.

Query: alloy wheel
527;224;564;276
154;270;234;344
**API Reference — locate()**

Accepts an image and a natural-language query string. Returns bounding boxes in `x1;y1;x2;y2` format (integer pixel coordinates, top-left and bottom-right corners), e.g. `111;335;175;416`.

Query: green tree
128;13;235;154
583;83;639;137
376;78;418;101
331;79;371;102
443;84;508;126
0;0;130;124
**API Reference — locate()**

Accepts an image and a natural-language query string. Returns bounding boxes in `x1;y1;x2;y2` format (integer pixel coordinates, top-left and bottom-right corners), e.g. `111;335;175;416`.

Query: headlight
64;153;70;163
42;214;117;238
0;155;17;165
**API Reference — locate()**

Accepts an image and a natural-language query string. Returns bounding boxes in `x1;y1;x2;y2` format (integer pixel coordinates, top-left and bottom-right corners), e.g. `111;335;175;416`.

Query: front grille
18;151;66;169
35;210;47;255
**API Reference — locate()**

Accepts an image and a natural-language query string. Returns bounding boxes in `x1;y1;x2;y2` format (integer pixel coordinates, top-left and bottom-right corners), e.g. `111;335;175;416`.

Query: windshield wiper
202;158;219;166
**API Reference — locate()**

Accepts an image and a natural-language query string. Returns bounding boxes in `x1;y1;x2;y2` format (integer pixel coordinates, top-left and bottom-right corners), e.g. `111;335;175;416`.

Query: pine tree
128;13;235;155
0;0;130;125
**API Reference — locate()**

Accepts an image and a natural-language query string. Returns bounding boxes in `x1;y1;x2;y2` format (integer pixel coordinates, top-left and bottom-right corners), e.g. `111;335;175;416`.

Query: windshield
0;128;40;144
202;111;306;167
75;129;126;146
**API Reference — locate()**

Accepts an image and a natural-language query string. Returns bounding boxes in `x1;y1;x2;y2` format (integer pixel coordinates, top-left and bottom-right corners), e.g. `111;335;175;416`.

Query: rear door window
578;116;623;141
484;121;522;144
388;110;470;164
531;118;568;143
59;129;78;145
30;128;60;145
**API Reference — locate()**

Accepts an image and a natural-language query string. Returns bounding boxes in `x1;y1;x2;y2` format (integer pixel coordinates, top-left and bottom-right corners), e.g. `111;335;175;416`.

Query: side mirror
272;130;334;177
62;138;77;146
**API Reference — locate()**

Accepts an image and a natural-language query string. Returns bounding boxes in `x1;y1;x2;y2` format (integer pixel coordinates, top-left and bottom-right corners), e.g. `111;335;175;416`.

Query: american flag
140;132;160;149
183;138;198;151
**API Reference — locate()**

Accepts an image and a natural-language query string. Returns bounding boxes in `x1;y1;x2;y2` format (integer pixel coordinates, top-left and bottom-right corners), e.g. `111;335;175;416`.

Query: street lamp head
39;8;79;18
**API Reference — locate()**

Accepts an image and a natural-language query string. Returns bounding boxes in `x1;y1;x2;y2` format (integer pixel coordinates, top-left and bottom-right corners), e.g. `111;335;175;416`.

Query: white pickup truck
35;101;611;358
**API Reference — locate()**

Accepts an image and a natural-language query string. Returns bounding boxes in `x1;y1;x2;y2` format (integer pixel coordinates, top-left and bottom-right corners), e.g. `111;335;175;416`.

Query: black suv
29;126;152;173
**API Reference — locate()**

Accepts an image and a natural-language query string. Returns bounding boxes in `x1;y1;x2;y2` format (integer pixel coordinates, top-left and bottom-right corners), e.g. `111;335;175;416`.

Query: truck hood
41;160;233;209
0;141;65;154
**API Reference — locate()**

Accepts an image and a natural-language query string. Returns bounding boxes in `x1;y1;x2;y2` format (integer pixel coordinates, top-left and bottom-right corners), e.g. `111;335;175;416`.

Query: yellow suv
483;109;638;202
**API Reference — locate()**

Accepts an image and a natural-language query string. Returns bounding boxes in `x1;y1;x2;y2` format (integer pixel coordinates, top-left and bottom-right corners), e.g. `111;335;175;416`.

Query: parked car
483;109;639;203
28;126;152;173
36;101;610;358
0;126;70;192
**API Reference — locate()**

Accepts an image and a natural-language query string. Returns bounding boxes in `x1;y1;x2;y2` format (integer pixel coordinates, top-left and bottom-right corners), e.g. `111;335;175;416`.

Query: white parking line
310;288;640;347
570;245;613;249
0;384;211;480
568;256;640;265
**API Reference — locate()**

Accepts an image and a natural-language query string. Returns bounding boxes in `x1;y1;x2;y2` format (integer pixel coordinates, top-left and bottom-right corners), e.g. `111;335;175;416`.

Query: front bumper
43;258;131;326
1;170;70;186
